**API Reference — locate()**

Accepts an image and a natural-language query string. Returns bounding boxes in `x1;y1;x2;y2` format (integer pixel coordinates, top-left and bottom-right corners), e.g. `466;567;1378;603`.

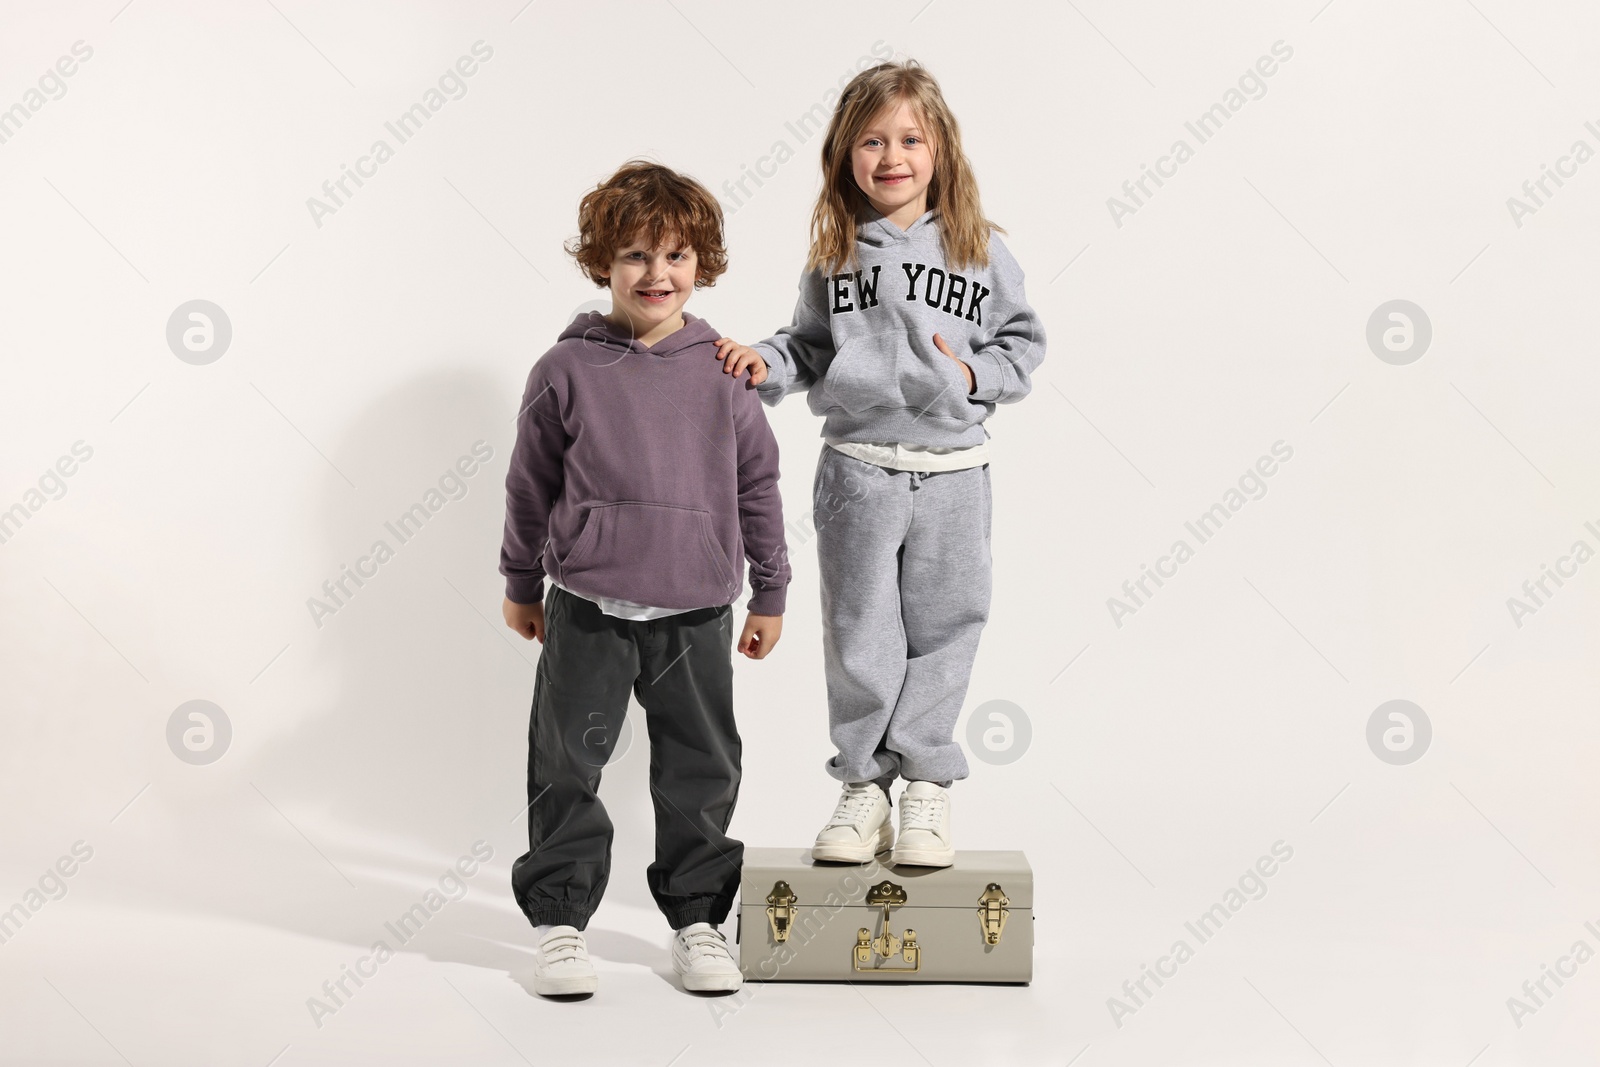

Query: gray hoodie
753;207;1045;446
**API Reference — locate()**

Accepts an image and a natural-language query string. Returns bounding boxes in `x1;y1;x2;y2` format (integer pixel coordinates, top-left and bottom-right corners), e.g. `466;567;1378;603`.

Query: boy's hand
933;333;975;394
503;597;546;643
713;337;770;385
737;612;782;659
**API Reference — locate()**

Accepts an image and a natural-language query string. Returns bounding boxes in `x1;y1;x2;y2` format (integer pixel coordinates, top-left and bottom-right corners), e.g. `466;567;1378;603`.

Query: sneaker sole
888;847;954;867
811;822;894;864
680;972;743;992
535;974;598;996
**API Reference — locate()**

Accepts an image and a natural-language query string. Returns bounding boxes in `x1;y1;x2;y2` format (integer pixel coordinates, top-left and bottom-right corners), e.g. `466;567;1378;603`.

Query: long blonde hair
807;59;1000;275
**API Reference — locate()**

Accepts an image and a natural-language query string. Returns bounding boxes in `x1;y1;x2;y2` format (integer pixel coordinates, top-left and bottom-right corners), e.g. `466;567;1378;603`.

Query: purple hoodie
500;311;790;616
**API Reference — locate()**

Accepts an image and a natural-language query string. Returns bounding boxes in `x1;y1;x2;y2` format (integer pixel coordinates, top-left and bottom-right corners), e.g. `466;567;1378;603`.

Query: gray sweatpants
813;445;992;788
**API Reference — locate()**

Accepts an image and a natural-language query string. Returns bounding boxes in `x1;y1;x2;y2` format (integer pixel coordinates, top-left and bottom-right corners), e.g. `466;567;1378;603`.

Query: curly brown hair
565;160;728;289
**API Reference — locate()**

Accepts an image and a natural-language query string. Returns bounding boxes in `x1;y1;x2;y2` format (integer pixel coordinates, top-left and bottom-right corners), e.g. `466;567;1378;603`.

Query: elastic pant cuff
523;907;594;931
663;898;734;930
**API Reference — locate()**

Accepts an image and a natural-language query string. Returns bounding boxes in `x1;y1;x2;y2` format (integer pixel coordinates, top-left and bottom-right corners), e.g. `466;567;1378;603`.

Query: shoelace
900;793;946;833
540;933;589;965
677;929;730;960
826;785;881;829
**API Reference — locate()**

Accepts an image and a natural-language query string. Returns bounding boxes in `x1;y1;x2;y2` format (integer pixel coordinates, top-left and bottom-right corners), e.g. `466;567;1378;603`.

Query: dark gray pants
511;584;743;931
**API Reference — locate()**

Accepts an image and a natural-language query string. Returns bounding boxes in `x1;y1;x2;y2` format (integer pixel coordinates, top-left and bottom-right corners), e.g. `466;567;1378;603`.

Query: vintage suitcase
735;847;1033;983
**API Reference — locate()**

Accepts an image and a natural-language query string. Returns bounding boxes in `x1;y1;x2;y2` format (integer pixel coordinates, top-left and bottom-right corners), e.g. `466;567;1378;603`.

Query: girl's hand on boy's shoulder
933;333;976;394
503;596;546;643
737;613;782;659
713;337;769;385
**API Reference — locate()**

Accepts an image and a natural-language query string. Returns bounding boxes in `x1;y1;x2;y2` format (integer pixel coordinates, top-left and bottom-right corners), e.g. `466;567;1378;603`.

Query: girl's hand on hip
713;337;770;385
933;333;975;394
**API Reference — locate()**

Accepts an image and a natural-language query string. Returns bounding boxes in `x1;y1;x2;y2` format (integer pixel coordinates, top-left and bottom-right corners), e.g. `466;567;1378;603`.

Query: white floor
2;758;1592;1066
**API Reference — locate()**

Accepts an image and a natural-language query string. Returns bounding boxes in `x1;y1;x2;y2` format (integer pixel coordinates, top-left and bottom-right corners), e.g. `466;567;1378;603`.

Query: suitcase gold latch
977;882;1010;945
854;879;920;972
766;880;798;943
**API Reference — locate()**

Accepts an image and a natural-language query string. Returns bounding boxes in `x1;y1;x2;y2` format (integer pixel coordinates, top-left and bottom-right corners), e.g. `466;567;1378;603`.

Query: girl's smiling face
850;98;936;227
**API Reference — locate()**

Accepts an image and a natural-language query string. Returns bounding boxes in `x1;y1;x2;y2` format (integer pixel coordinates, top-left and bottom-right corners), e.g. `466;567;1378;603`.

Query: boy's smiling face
851;97;936;226
599;233;699;343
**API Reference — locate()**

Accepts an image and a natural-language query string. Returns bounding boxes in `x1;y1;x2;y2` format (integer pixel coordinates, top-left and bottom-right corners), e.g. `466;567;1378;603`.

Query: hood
859;204;940;248
557;311;720;357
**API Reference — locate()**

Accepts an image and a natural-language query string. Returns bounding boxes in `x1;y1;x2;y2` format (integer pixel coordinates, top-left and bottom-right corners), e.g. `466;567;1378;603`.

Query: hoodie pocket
901;344;981;424
560;501;736;609
815;338;982;427
815;341;883;416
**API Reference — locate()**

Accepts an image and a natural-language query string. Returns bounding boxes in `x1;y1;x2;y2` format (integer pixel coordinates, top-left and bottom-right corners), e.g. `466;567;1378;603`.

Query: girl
714;59;1046;867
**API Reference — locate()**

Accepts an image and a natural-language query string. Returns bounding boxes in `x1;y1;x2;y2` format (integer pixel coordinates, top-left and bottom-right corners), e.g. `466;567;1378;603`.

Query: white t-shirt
550;579;688;621
824;437;990;472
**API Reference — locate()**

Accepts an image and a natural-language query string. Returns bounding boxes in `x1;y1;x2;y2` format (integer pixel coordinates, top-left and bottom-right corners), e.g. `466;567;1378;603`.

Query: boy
500;160;789;997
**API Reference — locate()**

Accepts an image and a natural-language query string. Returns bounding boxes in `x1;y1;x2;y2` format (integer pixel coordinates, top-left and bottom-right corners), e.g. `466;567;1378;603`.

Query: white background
3;1;1598;1064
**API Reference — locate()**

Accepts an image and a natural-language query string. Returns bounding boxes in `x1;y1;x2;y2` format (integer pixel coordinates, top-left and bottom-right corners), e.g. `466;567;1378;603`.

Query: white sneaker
811;781;894;863
534;925;598;996
672;922;742;991
889;781;954;867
